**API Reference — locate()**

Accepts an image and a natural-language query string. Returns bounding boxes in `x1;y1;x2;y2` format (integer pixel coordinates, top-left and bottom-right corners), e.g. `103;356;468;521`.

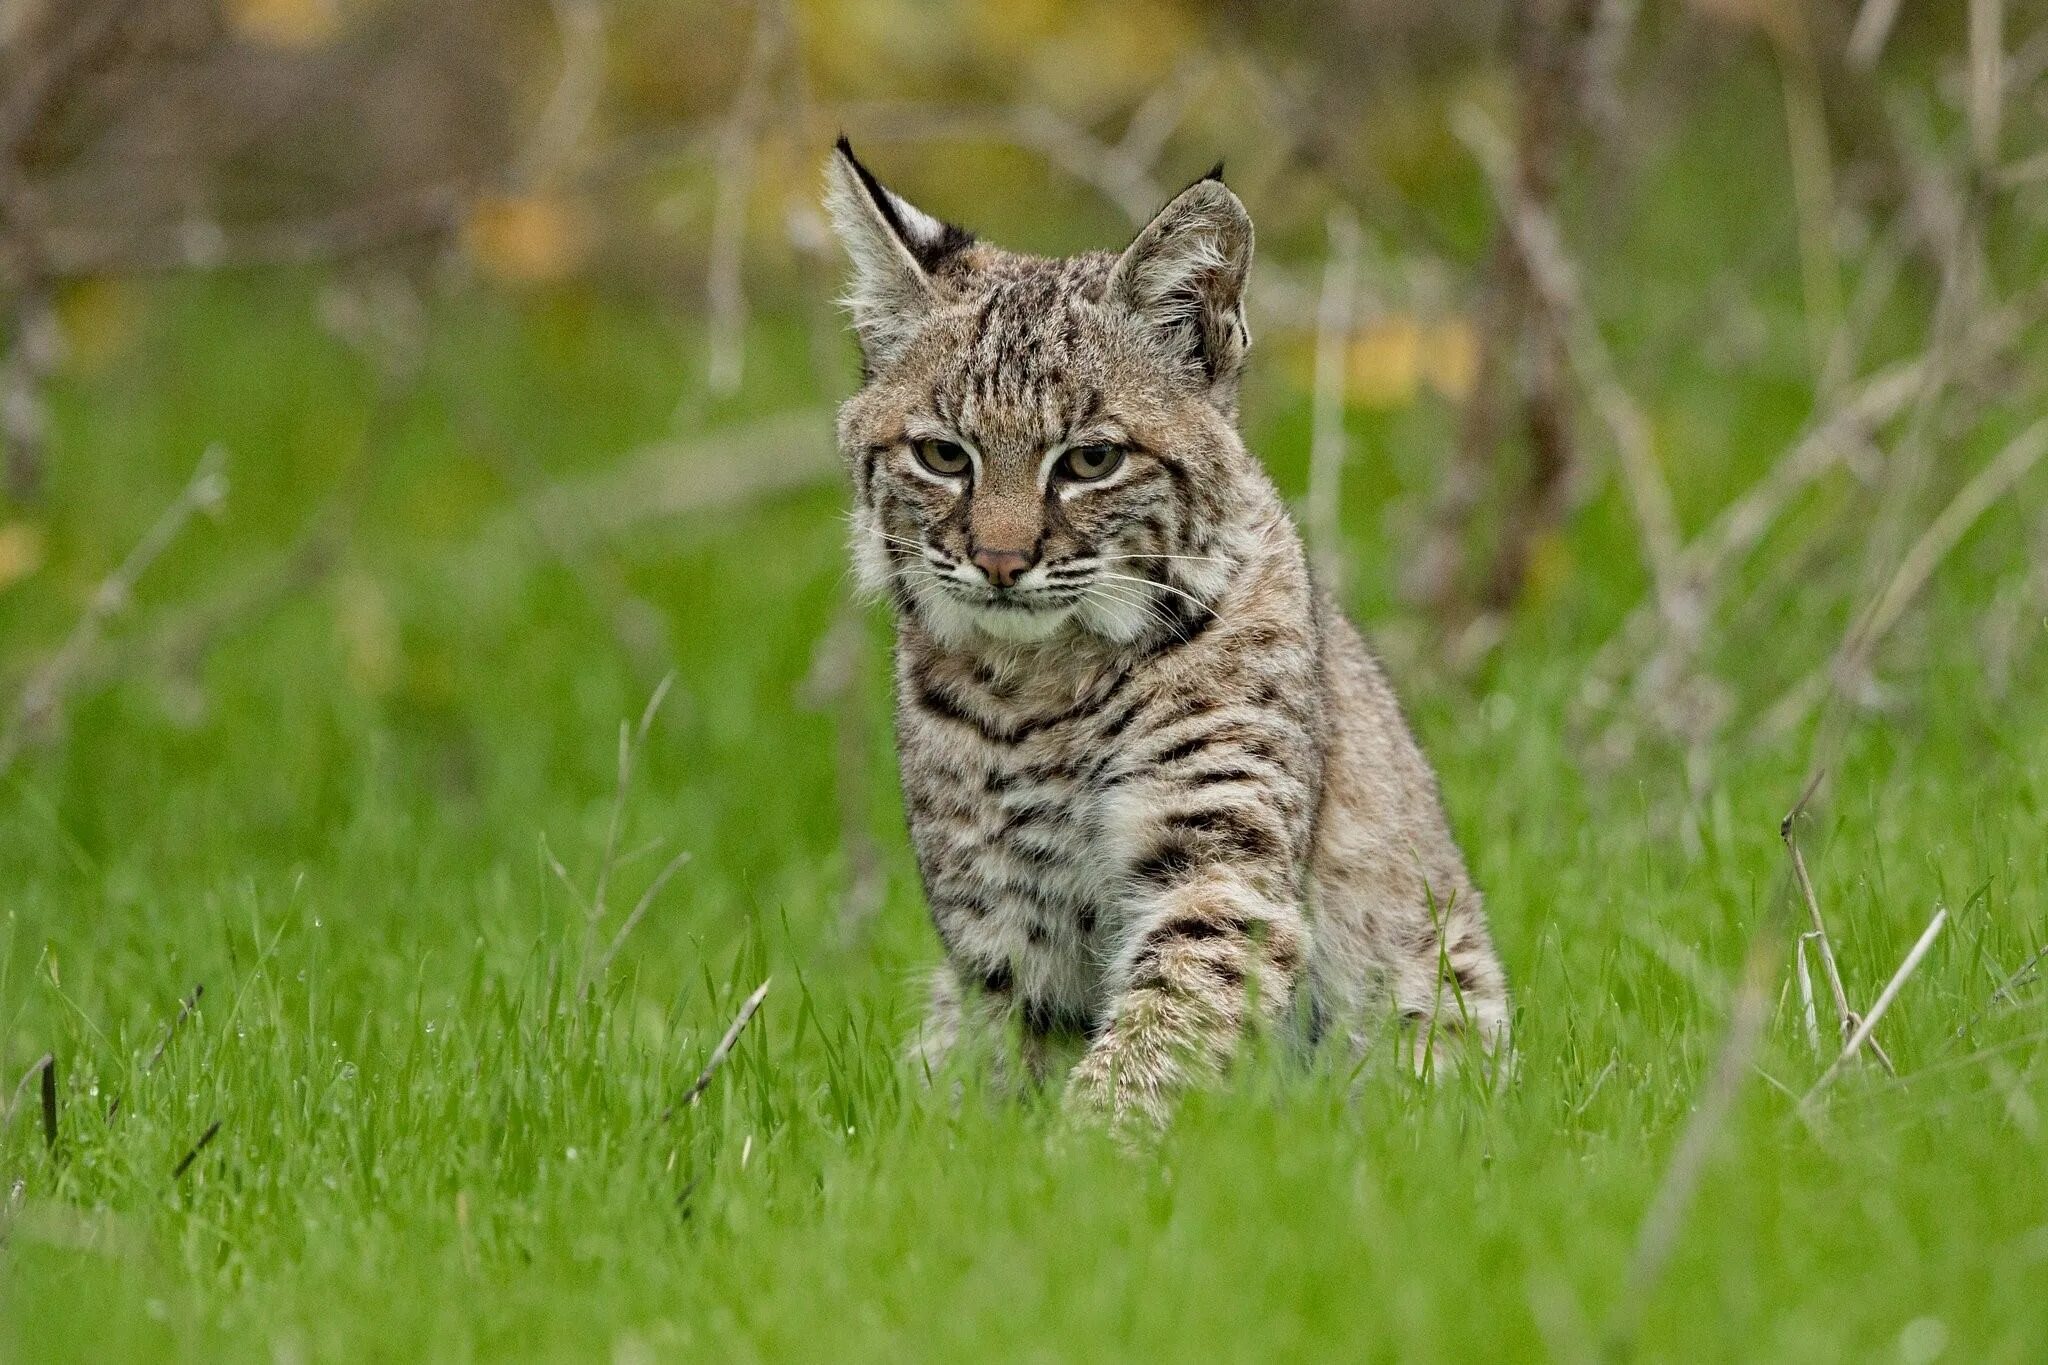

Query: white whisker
1091;571;1223;620
1092;553;1233;566
874;530;937;555
1082;581;1190;644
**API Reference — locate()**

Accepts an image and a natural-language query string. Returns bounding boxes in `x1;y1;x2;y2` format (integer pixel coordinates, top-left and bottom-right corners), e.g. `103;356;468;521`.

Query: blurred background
0;0;2042;941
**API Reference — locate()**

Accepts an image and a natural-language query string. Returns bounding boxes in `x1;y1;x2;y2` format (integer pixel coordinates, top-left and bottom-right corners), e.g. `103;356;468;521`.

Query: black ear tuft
830;137;975;272
824;140;980;367
1202;161;1226;184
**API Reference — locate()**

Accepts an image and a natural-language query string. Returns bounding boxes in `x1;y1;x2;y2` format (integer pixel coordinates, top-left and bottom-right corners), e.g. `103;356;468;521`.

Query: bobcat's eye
1058;443;1125;482
913;439;972;478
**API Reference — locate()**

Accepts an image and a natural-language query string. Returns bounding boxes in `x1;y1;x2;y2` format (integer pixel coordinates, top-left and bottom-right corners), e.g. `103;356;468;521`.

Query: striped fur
826;143;1509;1127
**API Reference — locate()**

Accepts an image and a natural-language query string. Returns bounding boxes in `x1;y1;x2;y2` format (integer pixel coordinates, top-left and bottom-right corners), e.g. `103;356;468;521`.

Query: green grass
5;138;2048;1359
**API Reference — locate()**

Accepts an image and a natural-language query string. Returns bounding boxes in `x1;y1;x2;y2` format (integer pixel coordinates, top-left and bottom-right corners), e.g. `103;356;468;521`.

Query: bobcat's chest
898;707;1124;1031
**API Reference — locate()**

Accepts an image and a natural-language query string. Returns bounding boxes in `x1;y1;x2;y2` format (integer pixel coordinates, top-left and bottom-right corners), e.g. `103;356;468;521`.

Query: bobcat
825;139;1509;1126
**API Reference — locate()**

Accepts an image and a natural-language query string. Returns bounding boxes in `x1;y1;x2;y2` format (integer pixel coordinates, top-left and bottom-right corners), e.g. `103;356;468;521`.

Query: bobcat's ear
1106;167;1253;406
823;138;973;370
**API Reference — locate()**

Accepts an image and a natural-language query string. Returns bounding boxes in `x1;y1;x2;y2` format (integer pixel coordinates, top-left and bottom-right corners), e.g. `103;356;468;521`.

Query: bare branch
841;100;1168;226
665;979;772;1116
1578;271;2048;756
1846;0;1906;70
1766;415;2048;736
517;0;607;190
170;1117;222;1179
1780;776;1856;1043
0;0;141;159
1454;104;1686;631
1412;2;1594;630
1105;57;1210;188
476;409;838;560
1306;209;1360;597
1;1051;51;1133
31;187;463;279
1970;0;2006;168
1803;905;1949;1107
705;0;789;396
1794;935;1822;1056
445;384;675;678
0;445;227;778
0;283;57;500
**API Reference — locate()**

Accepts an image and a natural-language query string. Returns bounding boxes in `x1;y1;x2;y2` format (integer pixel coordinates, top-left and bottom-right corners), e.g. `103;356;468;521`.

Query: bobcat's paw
1061;1047;1167;1134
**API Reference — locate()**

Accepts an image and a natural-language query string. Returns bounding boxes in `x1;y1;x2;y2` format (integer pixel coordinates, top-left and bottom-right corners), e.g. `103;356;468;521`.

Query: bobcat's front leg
1066;866;1308;1128
908;964;1053;1093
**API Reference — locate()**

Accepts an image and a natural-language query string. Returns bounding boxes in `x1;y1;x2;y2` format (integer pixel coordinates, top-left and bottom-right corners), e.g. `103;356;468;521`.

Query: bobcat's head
827;139;1267;650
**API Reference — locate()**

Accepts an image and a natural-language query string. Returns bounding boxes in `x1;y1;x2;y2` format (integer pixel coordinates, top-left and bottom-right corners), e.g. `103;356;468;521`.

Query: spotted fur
825;141;1509;1126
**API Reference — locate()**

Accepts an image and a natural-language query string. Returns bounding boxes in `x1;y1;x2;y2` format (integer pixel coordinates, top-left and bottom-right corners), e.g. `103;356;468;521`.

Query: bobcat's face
827;141;1256;649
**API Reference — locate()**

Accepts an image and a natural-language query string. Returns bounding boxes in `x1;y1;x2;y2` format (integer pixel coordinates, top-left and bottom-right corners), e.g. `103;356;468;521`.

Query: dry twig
1781;778;1853;1040
1781;775;1897;1075
840;100;1176;227
39;1054;57;1149
463;410;838;583
0;445;227;777
105;982;206;1121
1454;105;1686;636
1762;415;2048;737
170;1118;222;1179
1847;0;1906;69
1577;275;2047;749
1803;905;1949;1107
665;979;772;1116
1412;1;1593;629
32;188;462;278
517;0;607;190
1;1051;52;1133
1794;935;1823;1056
1970;0;2006;169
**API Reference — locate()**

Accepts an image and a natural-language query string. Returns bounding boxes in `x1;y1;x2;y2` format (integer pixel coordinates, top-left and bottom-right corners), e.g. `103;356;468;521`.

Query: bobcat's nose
971;547;1035;589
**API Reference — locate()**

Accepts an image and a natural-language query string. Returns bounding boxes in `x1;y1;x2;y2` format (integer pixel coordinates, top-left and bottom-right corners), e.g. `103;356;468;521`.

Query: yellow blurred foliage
1341;315;1479;409
57;277;144;374
227;0;342;49
1423;317;1478;400
463;194;593;285
811;0;1191;111
1017;0;1195;99
966;0;1064;55
0;522;47;593
1346;316;1421;408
